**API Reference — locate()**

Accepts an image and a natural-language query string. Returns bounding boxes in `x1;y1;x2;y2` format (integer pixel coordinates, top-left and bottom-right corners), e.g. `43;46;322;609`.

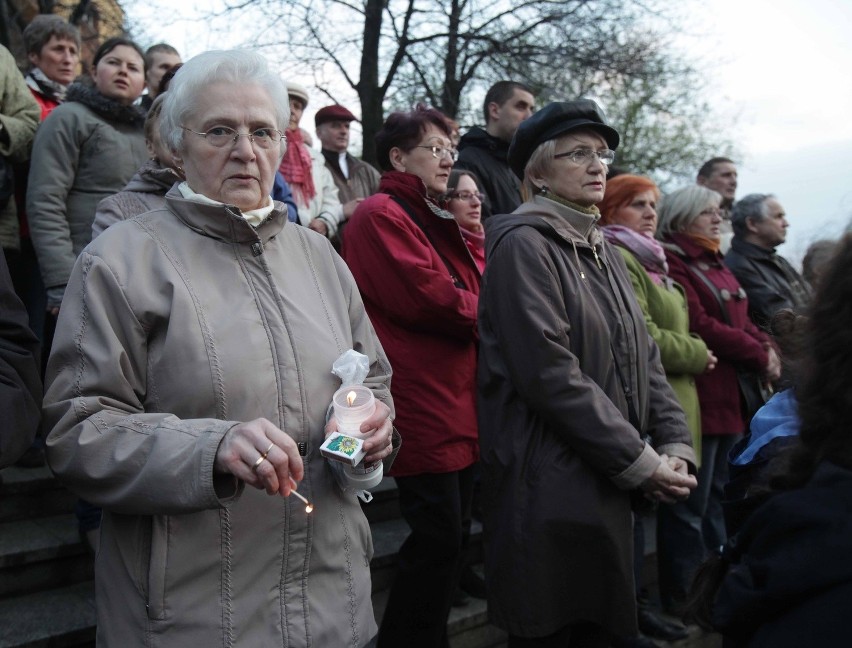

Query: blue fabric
731;389;800;466
272;171;299;223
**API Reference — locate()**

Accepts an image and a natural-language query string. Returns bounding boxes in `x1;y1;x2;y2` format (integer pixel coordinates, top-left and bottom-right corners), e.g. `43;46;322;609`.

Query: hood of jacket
124;159;182;195
66;82;146;127
731;389;800;466
458;126;510;160
485;195;602;259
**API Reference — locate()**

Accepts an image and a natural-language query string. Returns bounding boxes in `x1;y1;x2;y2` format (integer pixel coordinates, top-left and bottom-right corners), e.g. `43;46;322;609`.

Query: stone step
0;466;76;524
0;581;95;648
0;514;92;599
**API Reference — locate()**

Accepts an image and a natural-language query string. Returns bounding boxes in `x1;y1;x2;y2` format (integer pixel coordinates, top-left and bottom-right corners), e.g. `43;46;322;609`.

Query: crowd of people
1;17;850;648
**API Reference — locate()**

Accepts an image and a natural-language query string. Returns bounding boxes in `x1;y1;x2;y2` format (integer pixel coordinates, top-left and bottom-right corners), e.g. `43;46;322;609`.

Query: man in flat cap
315;104;380;244
279;82;343;238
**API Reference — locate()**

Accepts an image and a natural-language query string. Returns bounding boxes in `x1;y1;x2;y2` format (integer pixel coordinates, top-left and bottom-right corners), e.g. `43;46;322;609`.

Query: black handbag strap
391;196;466;289
686;261;734;326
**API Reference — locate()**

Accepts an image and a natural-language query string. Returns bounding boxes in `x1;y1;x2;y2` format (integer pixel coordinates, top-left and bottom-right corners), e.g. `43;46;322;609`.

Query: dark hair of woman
374;103;452;172
157;63;183;95
92;37;146;70
773;232;852;489
443;169;482;199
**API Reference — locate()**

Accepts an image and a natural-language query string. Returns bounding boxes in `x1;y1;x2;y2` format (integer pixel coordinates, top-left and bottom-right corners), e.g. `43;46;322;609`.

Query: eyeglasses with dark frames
450;190;484;203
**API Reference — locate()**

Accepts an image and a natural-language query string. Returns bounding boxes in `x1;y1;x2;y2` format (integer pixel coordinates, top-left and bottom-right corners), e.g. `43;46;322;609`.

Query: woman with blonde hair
478;101;696;646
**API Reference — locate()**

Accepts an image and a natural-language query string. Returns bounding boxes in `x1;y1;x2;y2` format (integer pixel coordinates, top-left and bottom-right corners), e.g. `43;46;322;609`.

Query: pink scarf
602;225;669;285
278;128;316;207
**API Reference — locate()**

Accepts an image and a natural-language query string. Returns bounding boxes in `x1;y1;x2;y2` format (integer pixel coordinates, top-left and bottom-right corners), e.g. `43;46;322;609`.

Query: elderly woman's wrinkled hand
324;400;394;465
215;418;304;497
641;455;697;504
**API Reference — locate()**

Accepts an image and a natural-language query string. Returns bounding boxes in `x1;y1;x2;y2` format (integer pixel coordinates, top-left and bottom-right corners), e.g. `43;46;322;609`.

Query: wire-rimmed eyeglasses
182;126;286;149
414;145;459;162
553;148;616;166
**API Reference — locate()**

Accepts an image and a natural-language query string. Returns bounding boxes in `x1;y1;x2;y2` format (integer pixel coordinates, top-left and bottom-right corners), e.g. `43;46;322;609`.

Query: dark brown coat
478;198;695;637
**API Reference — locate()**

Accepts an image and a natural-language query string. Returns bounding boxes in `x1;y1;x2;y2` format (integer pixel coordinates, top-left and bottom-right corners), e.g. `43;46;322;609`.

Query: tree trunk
358;0;384;167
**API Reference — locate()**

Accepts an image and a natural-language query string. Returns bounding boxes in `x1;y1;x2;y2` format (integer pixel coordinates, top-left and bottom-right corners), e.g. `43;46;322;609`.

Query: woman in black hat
476;99;697;646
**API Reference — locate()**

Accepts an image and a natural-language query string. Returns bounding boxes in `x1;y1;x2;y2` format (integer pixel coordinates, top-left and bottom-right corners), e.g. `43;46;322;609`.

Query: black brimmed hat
508;99;620;179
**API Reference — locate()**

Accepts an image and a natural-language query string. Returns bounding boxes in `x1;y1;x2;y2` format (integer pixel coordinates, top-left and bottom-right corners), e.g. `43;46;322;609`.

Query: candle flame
305;504;314;513
346;390;357;406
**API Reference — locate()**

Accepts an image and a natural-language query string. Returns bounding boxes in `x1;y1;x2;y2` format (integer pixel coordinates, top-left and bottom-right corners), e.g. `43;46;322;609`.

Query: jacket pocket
146;515;169;620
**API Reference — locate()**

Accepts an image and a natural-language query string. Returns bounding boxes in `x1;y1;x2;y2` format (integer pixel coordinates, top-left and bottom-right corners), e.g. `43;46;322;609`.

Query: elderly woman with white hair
477;100;697;646
44;50;395;647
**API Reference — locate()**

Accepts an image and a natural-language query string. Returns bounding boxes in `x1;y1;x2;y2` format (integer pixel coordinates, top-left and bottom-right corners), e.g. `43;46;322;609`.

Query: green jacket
0;45;40;250
618;247;707;457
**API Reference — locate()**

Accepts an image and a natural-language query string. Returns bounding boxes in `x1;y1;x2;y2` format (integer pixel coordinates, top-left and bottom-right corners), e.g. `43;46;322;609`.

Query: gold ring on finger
252;454;266;470
263;442;275;456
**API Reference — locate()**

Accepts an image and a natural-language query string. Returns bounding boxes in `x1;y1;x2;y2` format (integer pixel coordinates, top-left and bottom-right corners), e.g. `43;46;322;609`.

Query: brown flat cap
315;104;357;127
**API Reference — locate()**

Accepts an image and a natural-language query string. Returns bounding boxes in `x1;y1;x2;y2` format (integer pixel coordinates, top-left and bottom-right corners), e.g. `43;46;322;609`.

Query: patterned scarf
602;224;669;285
278;128;316;208
26;68;69;104
689;234;722;255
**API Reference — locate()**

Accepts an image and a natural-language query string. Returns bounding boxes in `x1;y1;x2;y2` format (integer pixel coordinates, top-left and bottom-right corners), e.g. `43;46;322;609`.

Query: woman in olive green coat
599;175;714;452
599;174;715;641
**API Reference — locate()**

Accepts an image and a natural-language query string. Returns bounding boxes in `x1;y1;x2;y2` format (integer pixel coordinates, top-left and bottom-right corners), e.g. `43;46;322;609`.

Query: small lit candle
346;390;357;406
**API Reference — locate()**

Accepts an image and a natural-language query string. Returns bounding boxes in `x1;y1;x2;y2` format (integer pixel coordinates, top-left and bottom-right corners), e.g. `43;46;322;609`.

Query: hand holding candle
325;398;394;465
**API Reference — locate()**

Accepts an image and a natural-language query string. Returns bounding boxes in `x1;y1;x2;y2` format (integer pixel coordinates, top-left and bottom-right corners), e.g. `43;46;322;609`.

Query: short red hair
598;174;660;225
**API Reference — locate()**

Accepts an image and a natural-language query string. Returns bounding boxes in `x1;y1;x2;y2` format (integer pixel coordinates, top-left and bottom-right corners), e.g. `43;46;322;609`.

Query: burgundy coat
343;171;481;476
663;234;769;436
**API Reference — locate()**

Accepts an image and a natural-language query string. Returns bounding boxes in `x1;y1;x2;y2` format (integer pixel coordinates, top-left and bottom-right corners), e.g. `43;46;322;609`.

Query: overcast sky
675;0;852;261
129;0;852;263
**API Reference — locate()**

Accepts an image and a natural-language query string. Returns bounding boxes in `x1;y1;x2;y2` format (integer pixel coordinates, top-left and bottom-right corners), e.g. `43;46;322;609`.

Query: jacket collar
164;185;288;246
663;232;723;262
730;236;776;259
458;126;510;158
512;195;602;247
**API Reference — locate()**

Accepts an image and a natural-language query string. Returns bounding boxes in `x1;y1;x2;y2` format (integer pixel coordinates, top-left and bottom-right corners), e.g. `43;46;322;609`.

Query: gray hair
23;15;81;57
731;193;773;237
656;185;722;240
160;50;290;155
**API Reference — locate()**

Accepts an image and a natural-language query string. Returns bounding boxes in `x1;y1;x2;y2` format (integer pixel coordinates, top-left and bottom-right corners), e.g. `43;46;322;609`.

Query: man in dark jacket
0;251;41;469
725;193;811;330
455;81;534;218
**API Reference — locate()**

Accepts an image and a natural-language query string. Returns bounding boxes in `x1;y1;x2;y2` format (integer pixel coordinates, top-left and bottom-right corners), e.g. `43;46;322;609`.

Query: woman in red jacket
655;185;780;614
342;105;481;648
